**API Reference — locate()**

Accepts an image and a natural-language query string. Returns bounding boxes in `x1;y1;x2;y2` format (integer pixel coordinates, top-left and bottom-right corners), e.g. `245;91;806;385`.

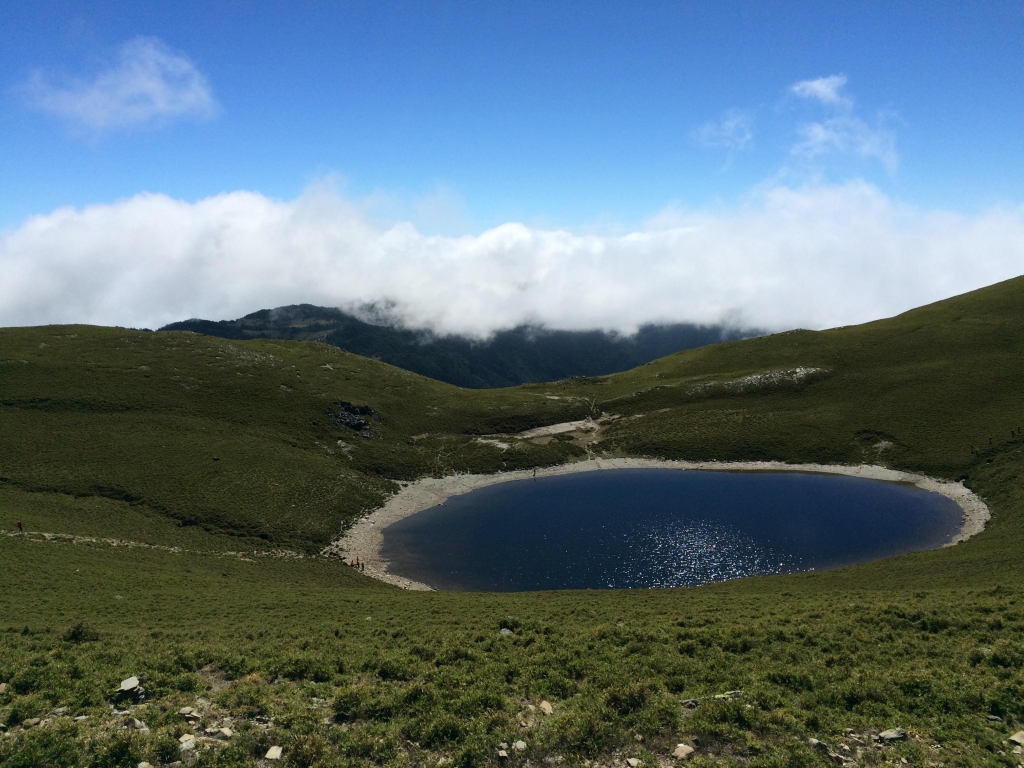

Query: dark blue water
380;469;964;591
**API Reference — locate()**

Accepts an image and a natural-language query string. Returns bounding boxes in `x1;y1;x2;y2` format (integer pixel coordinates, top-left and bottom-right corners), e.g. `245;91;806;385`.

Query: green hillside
1;277;1023;767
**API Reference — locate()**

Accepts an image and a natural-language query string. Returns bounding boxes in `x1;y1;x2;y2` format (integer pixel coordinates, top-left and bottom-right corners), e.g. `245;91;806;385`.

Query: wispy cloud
2;183;1021;335
21;37;217;132
789;73;898;173
790;74;852;108
692;109;754;152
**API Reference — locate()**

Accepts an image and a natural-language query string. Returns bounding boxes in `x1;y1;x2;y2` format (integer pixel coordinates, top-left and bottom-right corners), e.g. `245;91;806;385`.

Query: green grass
2;277;1024;766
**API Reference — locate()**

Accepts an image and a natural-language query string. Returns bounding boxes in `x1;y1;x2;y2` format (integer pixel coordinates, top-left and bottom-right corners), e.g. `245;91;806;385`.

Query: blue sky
2;2;1023;333
4;1;1023;230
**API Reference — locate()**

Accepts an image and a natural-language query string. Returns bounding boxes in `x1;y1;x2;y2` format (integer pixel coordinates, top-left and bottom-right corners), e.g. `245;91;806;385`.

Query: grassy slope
1;277;1023;767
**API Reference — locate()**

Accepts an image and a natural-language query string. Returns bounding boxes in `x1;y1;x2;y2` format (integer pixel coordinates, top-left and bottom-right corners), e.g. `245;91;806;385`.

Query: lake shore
322;457;991;591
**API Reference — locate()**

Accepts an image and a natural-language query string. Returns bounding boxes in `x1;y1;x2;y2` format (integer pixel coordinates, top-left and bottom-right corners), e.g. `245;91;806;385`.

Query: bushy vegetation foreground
2;277;1024;766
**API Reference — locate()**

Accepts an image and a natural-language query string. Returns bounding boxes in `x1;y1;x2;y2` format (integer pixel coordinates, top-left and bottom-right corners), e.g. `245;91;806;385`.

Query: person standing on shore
17;520;23;532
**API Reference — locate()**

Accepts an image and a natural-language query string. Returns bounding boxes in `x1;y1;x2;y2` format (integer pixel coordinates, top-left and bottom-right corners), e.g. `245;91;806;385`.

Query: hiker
360;561;365;572
16;520;22;532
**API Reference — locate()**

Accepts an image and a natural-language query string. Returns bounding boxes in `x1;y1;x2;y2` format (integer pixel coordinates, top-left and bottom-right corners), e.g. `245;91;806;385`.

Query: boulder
498;750;509;759
878;728;907;742
217;727;233;739
138;763;154;768
179;734;195;744
74;715;89;722
178;707;194;715
1009;731;1024;746
120;677;140;692
500;628;514;636
672;744;694;760
22;718;41;728
266;746;283;760
0;683;6;693
626;759;642;767
539;701;554;715
514;741;527;751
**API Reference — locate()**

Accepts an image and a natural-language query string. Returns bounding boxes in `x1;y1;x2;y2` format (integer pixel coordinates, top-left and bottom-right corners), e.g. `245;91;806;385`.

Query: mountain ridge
159;304;760;388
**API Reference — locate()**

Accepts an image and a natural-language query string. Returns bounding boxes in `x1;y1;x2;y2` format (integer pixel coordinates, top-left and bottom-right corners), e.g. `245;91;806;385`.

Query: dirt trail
0;529;305;561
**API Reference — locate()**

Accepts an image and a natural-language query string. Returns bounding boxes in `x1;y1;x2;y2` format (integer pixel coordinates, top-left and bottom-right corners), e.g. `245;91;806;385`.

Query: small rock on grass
627;759;642;767
22;718;41;728
0;682;7;693
514;741;527;751
138;763;154;768
672;744;694;760
266;745;283;760
119;677;140;692
1009;731;1024;746
498;750;509;759
179;734;195;744
539;701;554;715
879;728;907;742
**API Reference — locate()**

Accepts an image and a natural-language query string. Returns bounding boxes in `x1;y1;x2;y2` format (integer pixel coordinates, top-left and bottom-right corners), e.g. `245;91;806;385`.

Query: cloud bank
2;182;1022;337
22;37;216;131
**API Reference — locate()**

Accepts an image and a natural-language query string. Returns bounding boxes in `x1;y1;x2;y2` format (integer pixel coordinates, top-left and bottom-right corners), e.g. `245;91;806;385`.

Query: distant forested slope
160;305;759;387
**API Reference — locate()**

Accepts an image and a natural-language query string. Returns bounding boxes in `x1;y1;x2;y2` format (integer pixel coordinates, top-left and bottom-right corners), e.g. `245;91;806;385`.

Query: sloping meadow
2;276;1024;766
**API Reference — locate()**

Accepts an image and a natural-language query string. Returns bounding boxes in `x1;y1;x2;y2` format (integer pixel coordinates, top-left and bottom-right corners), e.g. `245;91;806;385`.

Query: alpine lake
379;469;964;591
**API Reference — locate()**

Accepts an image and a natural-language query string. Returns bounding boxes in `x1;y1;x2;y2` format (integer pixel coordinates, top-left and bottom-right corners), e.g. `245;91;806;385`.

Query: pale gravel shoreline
322;457;991;591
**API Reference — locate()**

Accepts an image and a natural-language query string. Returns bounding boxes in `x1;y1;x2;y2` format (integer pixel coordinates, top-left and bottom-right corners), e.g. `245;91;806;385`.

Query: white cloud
692;109;754;152
22;37;216;131
788;74;897;173
792;115;899;173
790;74;852;108
1;182;1022;337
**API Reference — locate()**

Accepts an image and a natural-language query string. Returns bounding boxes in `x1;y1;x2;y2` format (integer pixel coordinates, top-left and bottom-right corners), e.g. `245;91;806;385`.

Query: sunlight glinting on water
607;519;802;589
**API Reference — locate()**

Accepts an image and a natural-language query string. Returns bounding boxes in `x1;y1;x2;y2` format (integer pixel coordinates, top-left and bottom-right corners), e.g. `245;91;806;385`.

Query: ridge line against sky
1;3;1022;334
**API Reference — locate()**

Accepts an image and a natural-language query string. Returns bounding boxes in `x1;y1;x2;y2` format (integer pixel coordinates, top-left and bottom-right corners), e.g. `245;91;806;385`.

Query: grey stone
266;745;283;760
879;728;907;742
498;750;509;759
626;759;642;767
539;700;554;715
119;677;140;692
500;628;514;636
672;744;694;760
22;718;41;728
514;741;527;751
74;715;89;722
53;707;67;716
1009;731;1024;746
